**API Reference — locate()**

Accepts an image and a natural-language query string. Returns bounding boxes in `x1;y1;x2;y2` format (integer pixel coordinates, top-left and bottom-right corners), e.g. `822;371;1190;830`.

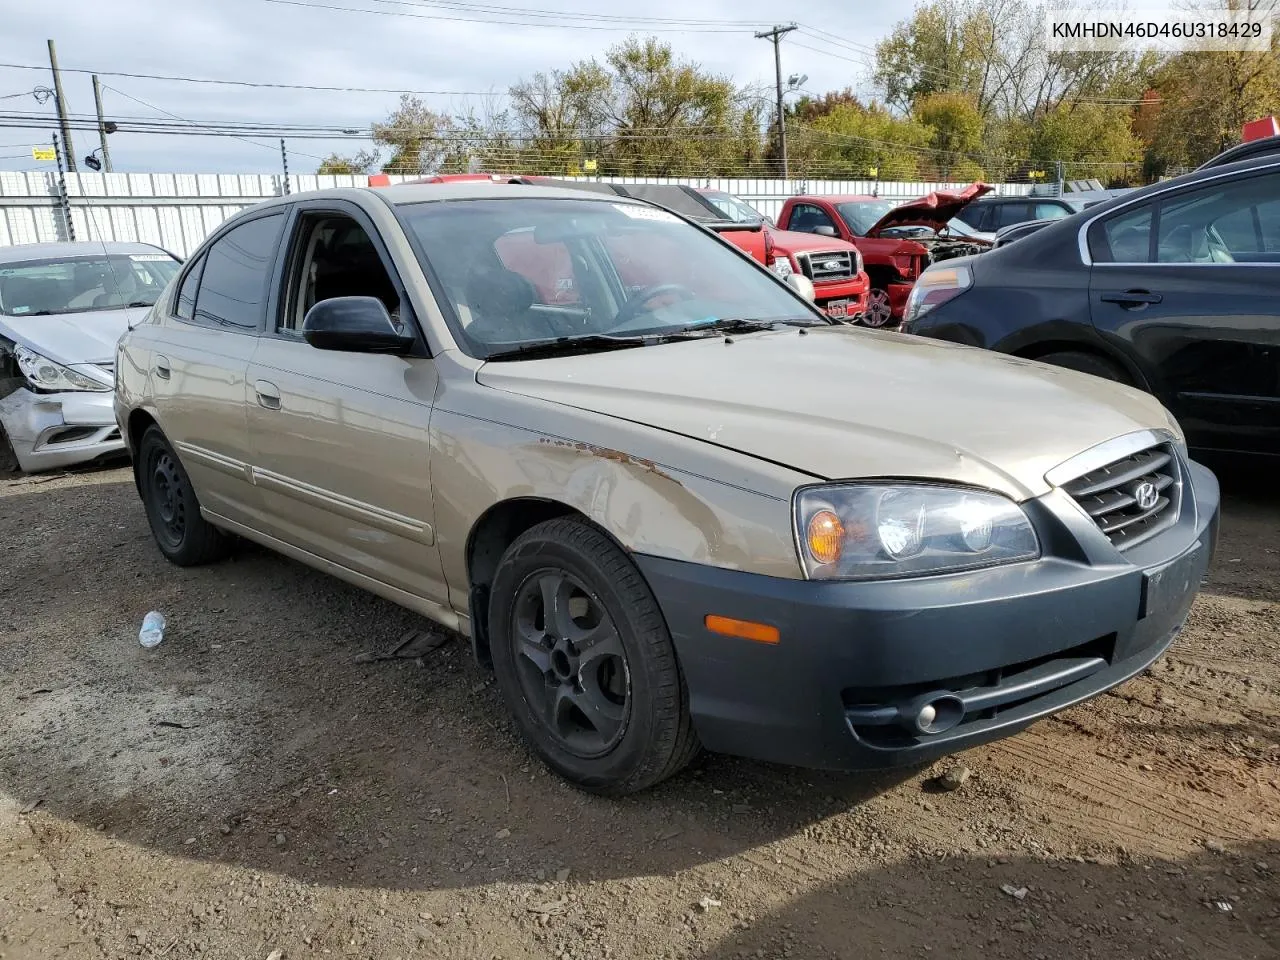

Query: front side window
0;253;180;317
401;197;815;357
788;203;838;234
1157;172;1280;263
193;213;285;330
281;214;401;333
175;256;203;320
834;201;892;236
994;203;1032;229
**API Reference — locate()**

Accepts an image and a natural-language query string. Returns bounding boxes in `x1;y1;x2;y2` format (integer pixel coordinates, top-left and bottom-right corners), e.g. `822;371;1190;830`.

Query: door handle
1101;289;1162;308
254;379;281;410
154;355;171;380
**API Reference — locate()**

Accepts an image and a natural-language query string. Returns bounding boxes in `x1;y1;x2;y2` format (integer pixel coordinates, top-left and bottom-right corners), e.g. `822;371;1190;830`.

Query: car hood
0;307;135;367
477;327;1174;501
866;183;994;237
767;228;859;255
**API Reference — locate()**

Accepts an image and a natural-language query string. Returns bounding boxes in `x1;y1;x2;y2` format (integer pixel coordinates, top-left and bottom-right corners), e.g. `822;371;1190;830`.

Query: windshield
702;192;765;224
0;253;180;317
835;201;894;236
400;197;817;358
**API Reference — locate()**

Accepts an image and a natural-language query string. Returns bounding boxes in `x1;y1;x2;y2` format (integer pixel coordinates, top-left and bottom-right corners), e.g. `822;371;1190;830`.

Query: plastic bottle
139;611;166;649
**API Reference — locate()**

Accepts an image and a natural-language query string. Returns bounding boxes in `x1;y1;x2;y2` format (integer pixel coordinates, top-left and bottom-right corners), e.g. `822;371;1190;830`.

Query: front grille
1062;444;1180;550
797;250;855;283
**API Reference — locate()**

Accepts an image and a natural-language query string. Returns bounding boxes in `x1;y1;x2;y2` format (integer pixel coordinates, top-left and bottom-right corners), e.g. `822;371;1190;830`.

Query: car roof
377;182;649;206
1198;134;1280;169
0;240;171;264
793;194;879;203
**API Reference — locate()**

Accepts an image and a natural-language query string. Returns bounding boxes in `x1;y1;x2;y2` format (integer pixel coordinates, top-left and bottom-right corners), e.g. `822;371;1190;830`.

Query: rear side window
994;203;1031;229
175;256;203;320
1033;202;1072;221
191;213;285;331
1098;205;1153;262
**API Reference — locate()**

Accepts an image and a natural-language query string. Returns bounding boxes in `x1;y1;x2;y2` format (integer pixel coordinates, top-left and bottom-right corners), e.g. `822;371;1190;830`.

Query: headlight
794;483;1039;580
902;264;972;325
14;344;111;393
770;256;794;278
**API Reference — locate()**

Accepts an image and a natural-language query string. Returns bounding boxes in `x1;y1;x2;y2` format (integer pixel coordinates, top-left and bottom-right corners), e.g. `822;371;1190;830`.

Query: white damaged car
0;242;181;473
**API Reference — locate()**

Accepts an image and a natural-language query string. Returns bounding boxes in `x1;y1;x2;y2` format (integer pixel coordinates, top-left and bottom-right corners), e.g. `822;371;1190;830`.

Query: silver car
0;242;181;472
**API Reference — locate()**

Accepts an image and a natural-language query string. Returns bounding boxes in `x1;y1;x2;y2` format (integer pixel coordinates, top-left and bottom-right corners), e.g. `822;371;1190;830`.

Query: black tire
1037;350;1131;384
137;425;231;566
0;424;18;475
489;516;699;795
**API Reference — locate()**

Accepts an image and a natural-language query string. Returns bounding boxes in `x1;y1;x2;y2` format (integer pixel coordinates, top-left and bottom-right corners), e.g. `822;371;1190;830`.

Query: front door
244;203;447;607
1088;169;1280;456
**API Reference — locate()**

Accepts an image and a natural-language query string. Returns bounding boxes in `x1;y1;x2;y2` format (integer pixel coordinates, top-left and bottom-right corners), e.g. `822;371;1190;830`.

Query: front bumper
0;386;124;472
635;458;1219;772
813;273;870;320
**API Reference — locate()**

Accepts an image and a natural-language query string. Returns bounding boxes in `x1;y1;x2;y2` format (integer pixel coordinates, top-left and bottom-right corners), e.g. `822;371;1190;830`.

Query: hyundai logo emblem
1133;480;1160;511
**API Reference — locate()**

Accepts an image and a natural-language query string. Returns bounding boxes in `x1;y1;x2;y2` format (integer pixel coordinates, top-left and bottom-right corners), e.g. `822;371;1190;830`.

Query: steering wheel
604;283;697;332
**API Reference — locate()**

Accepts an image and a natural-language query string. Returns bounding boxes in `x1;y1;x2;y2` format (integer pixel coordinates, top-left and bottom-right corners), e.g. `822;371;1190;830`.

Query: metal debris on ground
354;628;451;663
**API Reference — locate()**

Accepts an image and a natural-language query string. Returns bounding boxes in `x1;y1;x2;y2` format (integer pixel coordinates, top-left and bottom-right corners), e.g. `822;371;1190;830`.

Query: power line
0;61;508;97
262;0;760;31
356;0;767;26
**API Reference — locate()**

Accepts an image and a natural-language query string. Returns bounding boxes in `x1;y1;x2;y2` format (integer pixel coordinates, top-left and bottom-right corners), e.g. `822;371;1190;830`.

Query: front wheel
137;426;231;566
861;287;895;328
489;517;699;795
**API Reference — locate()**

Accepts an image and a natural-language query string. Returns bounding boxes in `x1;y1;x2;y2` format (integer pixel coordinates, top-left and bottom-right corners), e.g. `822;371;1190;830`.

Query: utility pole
755;23;797;179
280;139;291;195
52;134;75;241
91;74;112;173
47;39;76;173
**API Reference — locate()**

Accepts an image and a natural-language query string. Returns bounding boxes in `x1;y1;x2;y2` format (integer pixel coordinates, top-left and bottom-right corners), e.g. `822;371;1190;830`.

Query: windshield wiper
484;332;701;361
680;317;828;335
126;300;156;309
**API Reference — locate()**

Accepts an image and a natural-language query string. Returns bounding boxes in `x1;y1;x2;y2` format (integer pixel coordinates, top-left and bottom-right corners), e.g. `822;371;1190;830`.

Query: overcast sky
0;0;921;175
0;0;910;174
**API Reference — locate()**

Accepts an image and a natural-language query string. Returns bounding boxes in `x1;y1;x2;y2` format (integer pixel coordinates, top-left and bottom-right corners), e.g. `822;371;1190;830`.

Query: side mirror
786;273;816;302
813;224;838;237
302;296;415;354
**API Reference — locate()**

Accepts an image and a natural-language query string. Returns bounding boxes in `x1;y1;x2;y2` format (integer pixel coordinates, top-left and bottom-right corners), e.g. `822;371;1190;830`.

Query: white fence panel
0;170;1041;252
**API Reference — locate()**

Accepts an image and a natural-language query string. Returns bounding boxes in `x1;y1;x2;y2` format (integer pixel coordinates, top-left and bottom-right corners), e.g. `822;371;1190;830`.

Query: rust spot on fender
537;436;680;485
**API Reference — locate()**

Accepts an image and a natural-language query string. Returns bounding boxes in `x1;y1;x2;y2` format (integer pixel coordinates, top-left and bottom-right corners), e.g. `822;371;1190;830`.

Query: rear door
1087;167;1280;455
150;210;287;523
243;199;448;607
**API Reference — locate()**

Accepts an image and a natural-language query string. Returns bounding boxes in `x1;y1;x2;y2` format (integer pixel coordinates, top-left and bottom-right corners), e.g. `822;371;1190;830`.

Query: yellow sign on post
31;146;56;162
582;159;598;172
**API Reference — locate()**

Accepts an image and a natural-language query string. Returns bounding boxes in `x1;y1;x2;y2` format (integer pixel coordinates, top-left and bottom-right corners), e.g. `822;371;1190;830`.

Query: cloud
2;0;895;172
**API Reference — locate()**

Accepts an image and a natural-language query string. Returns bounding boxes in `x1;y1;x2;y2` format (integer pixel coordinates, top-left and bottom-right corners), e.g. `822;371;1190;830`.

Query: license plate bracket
1140;540;1204;622
824;299;849;319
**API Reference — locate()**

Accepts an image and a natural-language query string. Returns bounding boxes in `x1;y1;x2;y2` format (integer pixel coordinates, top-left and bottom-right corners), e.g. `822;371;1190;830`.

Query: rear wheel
862;287;894;328
138;426;231;566
1037;351;1131;385
489;516;699;795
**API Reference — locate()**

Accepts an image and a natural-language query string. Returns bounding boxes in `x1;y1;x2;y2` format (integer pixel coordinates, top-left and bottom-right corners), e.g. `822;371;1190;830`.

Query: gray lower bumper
0;386;124;472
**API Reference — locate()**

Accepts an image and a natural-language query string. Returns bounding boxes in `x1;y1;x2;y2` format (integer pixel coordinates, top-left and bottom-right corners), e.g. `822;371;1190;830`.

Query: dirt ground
1;461;1277;960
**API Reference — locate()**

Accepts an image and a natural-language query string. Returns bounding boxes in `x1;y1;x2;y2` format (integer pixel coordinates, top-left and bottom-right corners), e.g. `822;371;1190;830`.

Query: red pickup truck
395;175;870;322
776;183;992;327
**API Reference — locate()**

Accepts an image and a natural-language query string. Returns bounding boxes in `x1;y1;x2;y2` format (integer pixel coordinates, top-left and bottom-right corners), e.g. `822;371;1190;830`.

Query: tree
506;37;763;176
788;102;934;179
914;91;984;178
315;150;379;175
1030;102;1144;179
371;94;457;175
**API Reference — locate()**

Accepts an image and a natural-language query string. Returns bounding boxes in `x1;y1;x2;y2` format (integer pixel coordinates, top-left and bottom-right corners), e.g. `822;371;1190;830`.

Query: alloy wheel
862;289;894;327
511;569;631;758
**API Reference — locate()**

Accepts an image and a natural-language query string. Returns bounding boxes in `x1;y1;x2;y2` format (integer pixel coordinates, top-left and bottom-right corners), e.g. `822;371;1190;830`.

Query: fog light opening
911;694;965;734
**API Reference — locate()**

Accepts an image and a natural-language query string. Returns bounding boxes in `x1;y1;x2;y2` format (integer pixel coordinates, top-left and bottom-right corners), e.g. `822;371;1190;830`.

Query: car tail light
902;265;972;325
763;228;776;265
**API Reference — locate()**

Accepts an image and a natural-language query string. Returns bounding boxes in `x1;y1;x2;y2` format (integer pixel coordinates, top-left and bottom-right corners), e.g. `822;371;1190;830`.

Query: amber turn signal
805;509;845;564
704;615;780;645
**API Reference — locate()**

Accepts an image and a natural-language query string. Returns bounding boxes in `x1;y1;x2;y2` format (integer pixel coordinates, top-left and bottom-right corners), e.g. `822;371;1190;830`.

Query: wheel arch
1008;337;1150;390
